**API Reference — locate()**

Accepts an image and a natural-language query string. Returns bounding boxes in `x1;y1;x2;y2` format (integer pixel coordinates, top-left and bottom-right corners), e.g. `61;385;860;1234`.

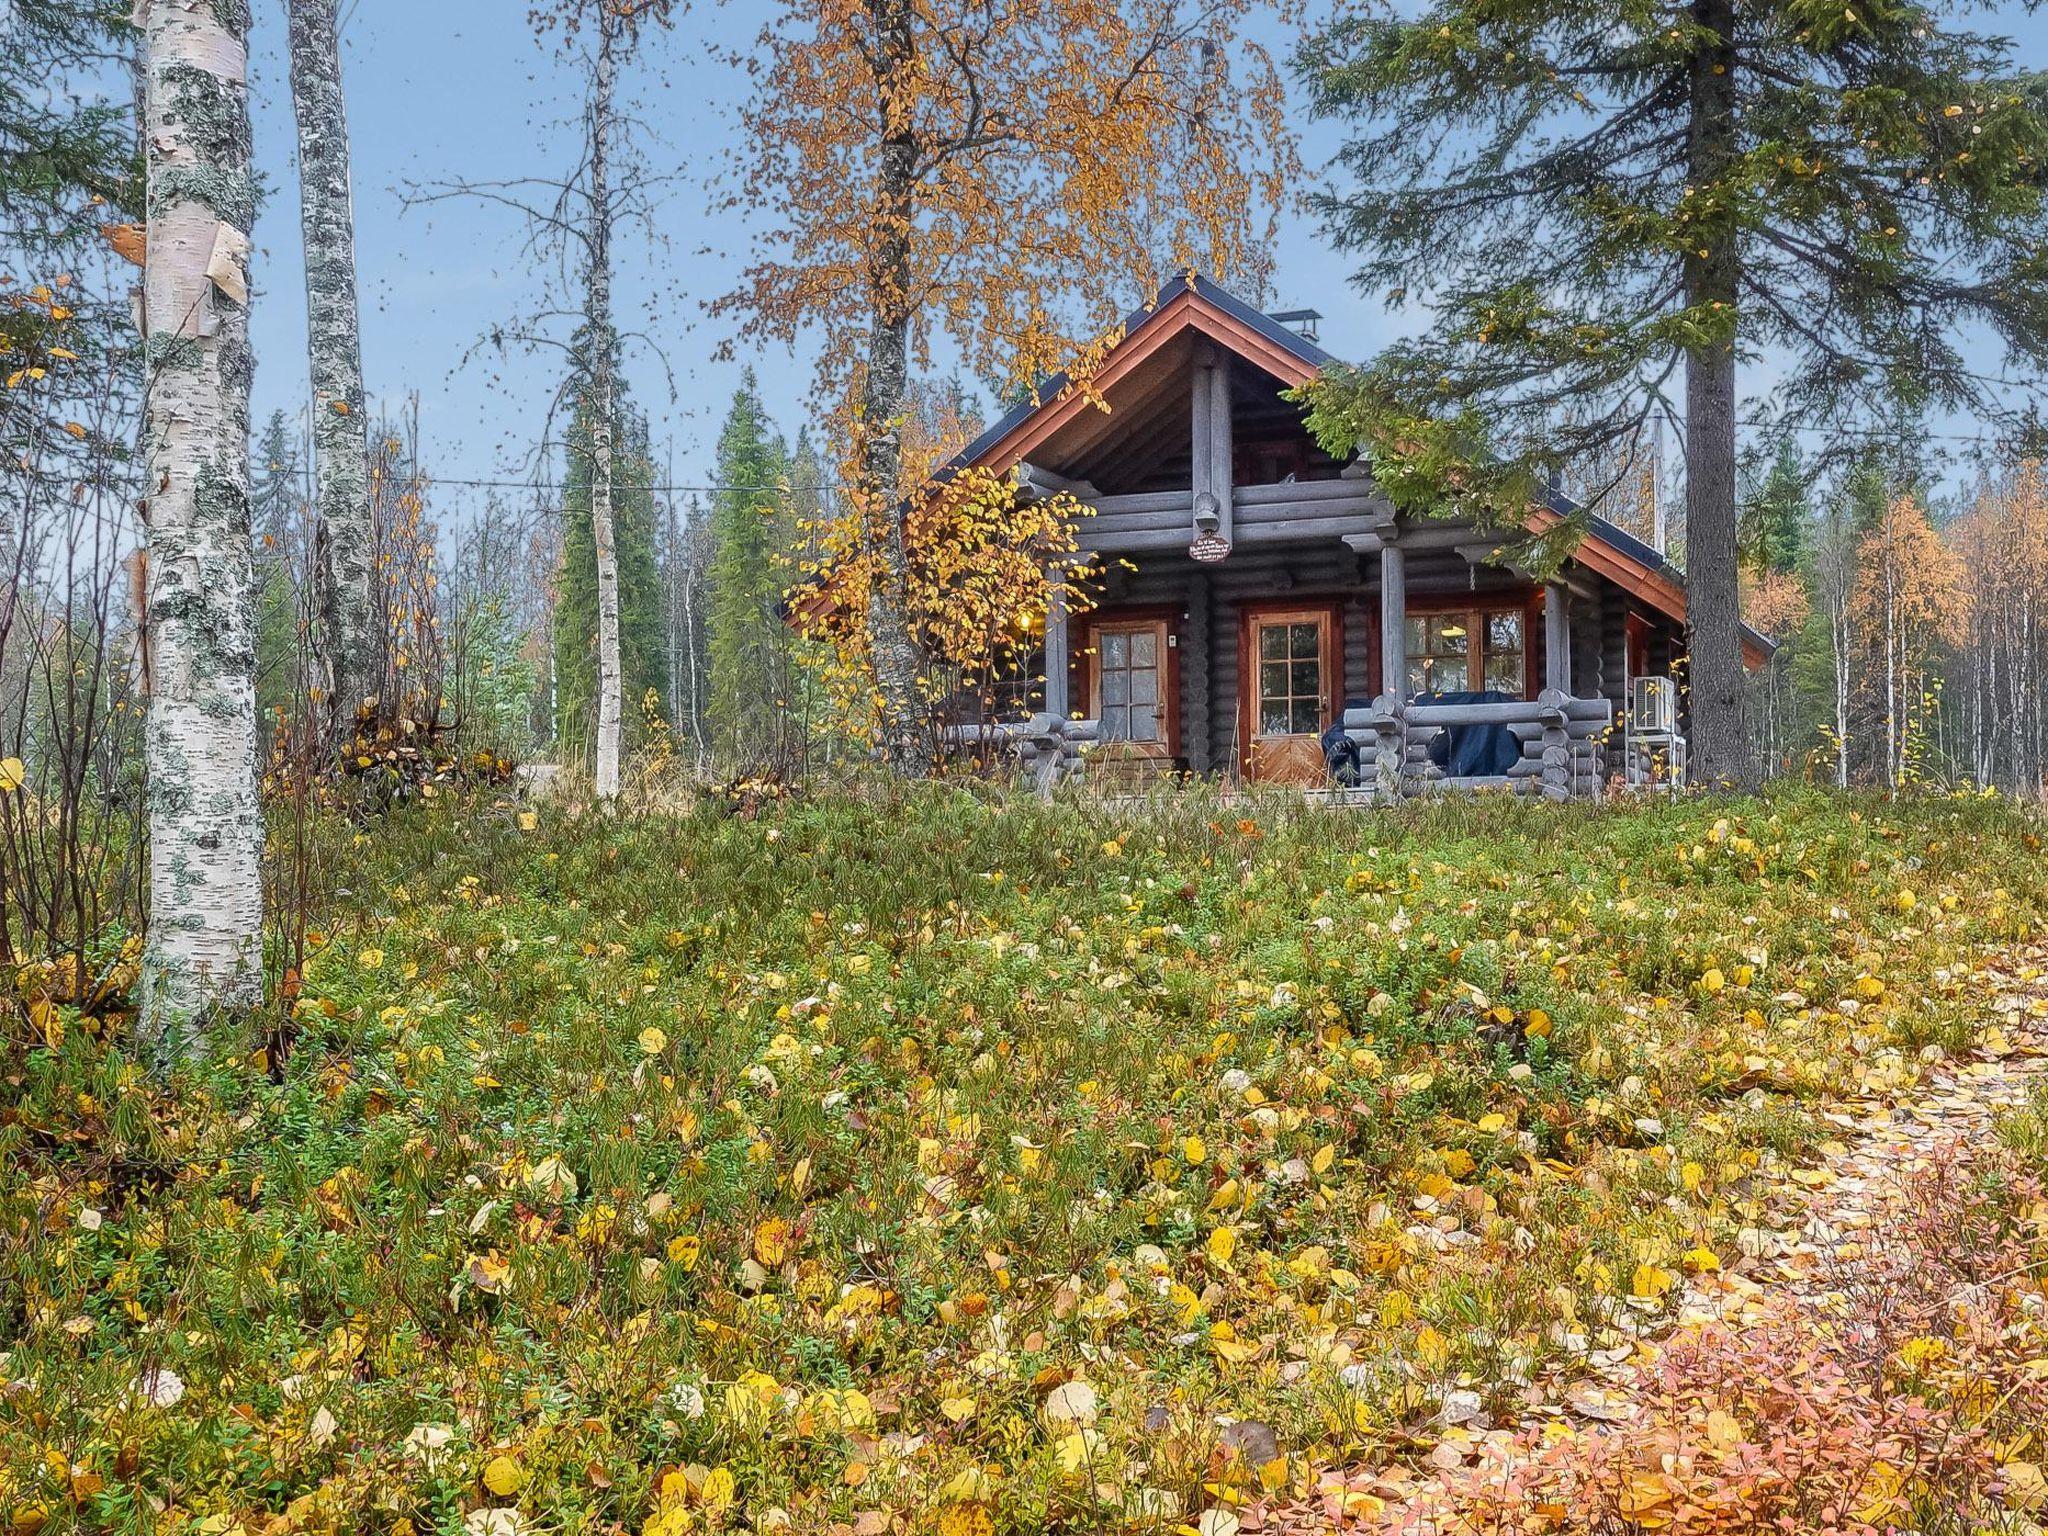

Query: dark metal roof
941;274;1337;478
1547;488;1778;658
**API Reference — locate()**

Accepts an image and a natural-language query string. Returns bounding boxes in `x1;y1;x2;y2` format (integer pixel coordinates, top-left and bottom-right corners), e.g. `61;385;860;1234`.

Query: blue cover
1320;692;1523;783
1419;690;1522;776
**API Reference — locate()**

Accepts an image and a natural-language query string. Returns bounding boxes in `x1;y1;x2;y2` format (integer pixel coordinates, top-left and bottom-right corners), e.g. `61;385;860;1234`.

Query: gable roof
950;274;1333;477
944;274;1773;665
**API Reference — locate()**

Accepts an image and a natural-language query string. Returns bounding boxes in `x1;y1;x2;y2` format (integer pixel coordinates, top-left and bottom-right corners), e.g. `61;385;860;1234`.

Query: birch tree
1808;501;1858;789
136;0;264;1050
1851;493;1967;787
286;0;375;735
580;3;625;797
411;0;676;796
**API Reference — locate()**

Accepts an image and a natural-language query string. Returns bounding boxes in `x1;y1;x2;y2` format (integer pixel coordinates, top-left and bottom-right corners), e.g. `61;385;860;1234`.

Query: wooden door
1088;615;1177;761
1242;603;1340;784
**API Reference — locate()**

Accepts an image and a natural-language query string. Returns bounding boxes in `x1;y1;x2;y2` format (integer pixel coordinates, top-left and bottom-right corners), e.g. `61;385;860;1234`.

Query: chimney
1270;308;1322;344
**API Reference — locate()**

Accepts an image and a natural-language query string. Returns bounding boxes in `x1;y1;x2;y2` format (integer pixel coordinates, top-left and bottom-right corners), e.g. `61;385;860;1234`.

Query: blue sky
239;3;1397;522
241;2;2047;525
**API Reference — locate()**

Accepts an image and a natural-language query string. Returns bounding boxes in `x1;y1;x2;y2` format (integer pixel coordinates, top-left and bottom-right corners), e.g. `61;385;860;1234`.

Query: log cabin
928;276;1769;799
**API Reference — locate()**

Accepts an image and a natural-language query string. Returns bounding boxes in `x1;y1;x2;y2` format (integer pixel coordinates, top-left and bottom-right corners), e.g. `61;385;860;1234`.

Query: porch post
1544;582;1571;695
1043;574;1071;720
1379;542;1407;699
1191;346;1234;548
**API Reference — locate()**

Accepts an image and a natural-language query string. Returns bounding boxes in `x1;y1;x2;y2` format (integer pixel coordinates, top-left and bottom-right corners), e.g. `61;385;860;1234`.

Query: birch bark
584;7;625;798
286;0;375;733
137;0;265;1052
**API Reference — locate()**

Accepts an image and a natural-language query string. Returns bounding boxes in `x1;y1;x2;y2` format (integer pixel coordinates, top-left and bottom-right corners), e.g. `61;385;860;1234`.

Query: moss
154;59;251;215
145;332;203;373
211;0;252;36
149;163;256;230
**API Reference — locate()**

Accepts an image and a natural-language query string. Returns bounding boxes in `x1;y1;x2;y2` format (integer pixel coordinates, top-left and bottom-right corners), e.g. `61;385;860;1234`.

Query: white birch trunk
137;0;264;1052
1824;527;1852;790
1883;532;1899;787
585;9;625;798
286;0;375;733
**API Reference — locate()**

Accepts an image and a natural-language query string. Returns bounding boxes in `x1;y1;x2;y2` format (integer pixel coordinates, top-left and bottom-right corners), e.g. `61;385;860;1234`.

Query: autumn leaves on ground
6;787;2048;1536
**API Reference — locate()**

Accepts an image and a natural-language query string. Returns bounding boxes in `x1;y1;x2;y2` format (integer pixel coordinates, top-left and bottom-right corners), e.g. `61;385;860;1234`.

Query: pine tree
706;370;789;767
2;0;144;471
1297;0;2048;785
553;393;667;763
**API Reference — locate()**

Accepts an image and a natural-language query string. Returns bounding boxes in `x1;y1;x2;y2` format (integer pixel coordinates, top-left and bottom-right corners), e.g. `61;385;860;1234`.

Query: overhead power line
420;475;845;494
411;417;2022;498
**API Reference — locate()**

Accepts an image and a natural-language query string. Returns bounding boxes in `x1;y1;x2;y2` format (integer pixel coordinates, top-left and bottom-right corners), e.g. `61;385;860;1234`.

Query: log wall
1053;499;1686;777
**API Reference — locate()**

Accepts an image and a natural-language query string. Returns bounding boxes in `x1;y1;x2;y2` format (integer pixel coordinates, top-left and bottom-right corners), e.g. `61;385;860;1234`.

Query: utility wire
411;417;2024;496
421;475;848;494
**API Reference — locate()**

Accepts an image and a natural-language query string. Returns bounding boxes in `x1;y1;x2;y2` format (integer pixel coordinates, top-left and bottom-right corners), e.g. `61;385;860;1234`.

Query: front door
1088;614;1178;760
1243;603;1340;783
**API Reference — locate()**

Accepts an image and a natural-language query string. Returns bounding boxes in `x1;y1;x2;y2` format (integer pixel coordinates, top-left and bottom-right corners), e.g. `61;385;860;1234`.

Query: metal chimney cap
1270;308;1323;341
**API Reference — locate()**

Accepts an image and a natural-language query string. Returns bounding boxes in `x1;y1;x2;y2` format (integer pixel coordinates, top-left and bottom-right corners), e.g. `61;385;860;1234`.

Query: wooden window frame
1625;611;1653;682
1402;589;1540;700
1237;597;1345;768
1084;604;1182;759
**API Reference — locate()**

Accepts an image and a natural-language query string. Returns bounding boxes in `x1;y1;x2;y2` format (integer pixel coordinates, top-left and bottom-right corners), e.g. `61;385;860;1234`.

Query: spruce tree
251;412;308;726
706;369;789;767
1741;443;1809;575
1296;0;2048;784
553;393;668;762
2;0;143;469
1;0;137;256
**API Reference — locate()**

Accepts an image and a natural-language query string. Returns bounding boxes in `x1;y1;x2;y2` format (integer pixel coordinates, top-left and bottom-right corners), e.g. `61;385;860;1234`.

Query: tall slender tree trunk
585;6;625;798
286;0;375;738
284;0;372;741
1681;0;1748;787
1831;593;1851;789
136;0;264;1053
681;511;707;768
855;0;930;775
1883;543;1899;786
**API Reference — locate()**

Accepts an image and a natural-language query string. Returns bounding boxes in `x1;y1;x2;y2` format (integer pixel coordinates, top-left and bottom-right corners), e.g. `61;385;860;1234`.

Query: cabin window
1256;618;1326;735
1407;605;1526;698
1484;611;1526;693
1407;614;1472;694
1095;622;1165;744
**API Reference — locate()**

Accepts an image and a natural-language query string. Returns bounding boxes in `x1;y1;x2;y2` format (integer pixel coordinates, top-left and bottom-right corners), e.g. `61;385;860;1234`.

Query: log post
1185;574;1212;771
1043;573;1070;721
1539;686;1570;800
1544;582;1572;695
1192;346;1234;548
1371;695;1405;804
1380;542;1407;698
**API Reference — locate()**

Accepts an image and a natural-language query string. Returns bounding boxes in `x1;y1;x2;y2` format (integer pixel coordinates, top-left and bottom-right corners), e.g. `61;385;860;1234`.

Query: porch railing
938;714;1097;795
941;691;1623;802
1341;690;1614;803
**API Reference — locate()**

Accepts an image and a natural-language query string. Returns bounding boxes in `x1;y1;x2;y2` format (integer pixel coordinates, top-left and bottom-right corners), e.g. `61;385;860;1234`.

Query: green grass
3;784;2044;1535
